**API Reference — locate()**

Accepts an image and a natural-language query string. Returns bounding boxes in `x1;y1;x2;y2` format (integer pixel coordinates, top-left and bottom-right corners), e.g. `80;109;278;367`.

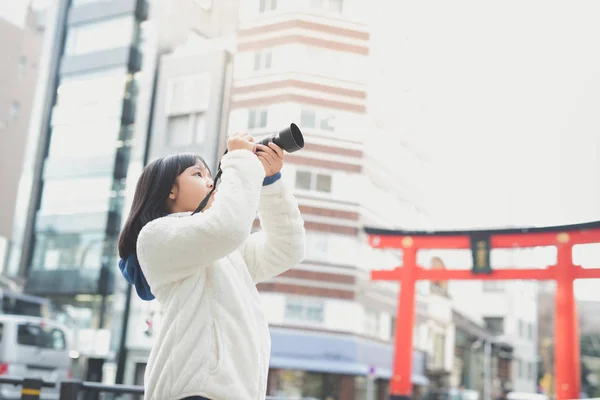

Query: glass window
519;320;524;337
253;51;272;70
316;174;332;192
39;176;113;215
167;115;191;147
329;0;343;12
300;109;316;128
248;109;268;129
65;16;135;55
528;323;533;340
295;170;312;190
259;0;277;12
49;121;122;157
166;74;210;114
10;101;20;118
365;308;379;336
17;324;66;350
166;113;205;147
284;299;324;323
433;333;445;368
32;231;107;271
484;317;504;335
18;56;27;74
57;69;128;107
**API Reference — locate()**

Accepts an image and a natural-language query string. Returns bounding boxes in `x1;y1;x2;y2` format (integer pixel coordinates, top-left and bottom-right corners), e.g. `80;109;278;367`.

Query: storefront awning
270;355;429;385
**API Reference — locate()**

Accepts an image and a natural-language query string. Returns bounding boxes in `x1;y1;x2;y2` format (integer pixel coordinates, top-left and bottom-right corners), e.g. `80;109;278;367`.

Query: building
5;0;152;382
226;1;430;399
453;309;514;399
446;247;540;394
0;9;44;276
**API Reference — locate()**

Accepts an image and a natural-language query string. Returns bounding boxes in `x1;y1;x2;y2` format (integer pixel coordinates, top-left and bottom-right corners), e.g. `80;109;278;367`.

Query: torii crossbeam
365;221;600;400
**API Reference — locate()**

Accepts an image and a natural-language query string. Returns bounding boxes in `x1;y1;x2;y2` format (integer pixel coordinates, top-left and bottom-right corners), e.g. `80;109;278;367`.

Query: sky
369;0;600;300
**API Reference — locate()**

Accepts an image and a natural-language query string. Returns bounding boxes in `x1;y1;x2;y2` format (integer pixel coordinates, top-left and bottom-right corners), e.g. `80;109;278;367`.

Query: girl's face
167;161;215;213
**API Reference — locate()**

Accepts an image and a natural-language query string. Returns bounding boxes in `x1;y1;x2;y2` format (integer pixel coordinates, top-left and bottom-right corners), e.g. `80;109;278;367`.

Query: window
253;51;272;70
295;170;332;193
527;323;533;340
516;359;523;378
433;333;445;369
259;0;277;12
518;320;524;338
284;299;324;323
482;280;504;292
528;362;535;380
10;101;20;118
65;16;135;55
17;324;66;350
248;108;268;129
167;113;206;147
316;174;332;192
295;171;311;190
483;317;504;335
166;74;210;115
39;176;113;215
18;56;27;75
365;309;379;336
310;0;343;13
49;121;122;157
306;232;329;261
299;108;335;132
32;231;107;271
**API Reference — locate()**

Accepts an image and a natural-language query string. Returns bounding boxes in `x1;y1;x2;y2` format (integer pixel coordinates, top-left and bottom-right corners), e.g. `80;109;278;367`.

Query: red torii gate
365;221;600;400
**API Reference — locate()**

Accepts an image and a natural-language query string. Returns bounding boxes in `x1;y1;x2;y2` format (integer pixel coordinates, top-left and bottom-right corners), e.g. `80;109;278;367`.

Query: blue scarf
118;253;155;301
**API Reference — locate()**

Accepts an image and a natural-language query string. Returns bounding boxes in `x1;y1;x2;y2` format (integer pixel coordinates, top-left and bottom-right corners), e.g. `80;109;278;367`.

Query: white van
0;315;70;399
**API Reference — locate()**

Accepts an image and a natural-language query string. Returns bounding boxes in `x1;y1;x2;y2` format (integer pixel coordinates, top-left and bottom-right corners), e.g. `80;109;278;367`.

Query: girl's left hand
256;142;284;177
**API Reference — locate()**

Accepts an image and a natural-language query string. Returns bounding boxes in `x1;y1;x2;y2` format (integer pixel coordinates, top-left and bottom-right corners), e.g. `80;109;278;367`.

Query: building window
248;108;268;129
305;232;329;261
65;16;135;55
518;320;524;338
166;73;210;115
31;231;107;270
483;317;504;335
259;0;277;12
365;309;380;337
284;299;324;323
253;51;272;70
482;280;504;292
295;170;332;193
527;323;533;340
310;0;343;13
528;362;535;380
18;56;27;75
10;101;20;118
167;113;206;147
433;333;445;369
516;359;523;378
299;108;335;132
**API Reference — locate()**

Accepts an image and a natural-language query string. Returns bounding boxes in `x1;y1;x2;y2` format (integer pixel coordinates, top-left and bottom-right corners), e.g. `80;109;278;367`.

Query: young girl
118;133;306;400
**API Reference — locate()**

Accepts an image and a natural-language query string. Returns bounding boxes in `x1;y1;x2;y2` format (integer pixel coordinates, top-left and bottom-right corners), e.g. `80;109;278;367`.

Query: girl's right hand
227;133;256;153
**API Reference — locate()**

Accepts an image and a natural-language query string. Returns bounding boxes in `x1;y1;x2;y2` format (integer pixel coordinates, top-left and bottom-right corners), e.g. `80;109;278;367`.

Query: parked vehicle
0;315;70;399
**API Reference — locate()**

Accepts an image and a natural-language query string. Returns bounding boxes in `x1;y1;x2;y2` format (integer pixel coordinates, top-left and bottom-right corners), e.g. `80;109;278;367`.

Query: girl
118;133;306;400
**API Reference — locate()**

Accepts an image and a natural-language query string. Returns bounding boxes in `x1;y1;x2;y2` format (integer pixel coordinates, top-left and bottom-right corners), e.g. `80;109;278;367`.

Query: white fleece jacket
136;149;306;400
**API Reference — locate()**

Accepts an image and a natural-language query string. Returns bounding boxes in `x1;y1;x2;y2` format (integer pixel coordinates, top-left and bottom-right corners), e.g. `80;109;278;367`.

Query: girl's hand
256;142;283;177
227;132;256;153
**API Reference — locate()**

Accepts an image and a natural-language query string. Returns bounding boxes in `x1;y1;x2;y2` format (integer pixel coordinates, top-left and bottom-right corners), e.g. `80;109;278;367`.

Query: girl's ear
169;184;178;200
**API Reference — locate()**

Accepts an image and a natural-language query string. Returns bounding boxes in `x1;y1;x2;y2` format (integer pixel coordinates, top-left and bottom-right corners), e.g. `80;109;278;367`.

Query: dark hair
118;153;210;259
